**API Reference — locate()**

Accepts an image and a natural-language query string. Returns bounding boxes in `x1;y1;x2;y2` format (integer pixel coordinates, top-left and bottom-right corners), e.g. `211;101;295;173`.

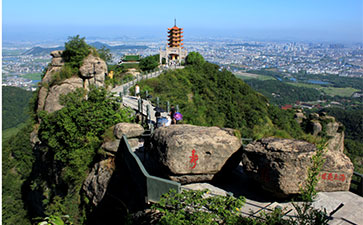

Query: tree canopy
185;52;205;66
139;54;159;71
62;35;91;69
2;86;33;130
97;46;112;63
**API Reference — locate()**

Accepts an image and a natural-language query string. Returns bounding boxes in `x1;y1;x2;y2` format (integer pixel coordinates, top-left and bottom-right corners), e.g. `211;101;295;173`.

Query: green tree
97;46;112;63
185;52;205;66
2;124;34;225
30;86;134;223
2;86;33;130
139;54;159;71
62;35;91;69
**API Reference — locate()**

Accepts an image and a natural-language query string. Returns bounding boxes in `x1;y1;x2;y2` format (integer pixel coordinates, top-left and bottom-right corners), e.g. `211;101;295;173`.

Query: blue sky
3;0;363;42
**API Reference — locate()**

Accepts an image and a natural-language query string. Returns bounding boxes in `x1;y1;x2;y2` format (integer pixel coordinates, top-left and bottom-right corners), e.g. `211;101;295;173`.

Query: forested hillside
2;86;33;130
138;53;303;139
245;79;322;106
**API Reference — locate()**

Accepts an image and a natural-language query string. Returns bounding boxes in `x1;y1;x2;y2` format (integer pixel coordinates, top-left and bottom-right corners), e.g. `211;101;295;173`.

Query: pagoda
160;19;188;66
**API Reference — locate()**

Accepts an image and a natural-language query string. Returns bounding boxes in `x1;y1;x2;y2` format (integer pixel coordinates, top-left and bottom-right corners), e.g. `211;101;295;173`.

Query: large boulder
80;54;107;88
242;138;353;197
145;124;242;184
114;123;145;139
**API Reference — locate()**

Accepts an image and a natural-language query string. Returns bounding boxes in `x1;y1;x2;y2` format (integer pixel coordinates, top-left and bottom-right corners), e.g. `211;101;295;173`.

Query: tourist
135;84;140;98
169;105;176;124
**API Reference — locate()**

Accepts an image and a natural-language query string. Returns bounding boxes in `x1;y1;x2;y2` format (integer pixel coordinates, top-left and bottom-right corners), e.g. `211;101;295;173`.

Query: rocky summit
37;50;107;113
242;137;354;197
145;124;243;184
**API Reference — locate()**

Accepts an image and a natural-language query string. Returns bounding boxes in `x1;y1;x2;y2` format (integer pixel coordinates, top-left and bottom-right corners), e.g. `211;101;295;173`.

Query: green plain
287;82;360;97
22;73;42;80
234;72;276;81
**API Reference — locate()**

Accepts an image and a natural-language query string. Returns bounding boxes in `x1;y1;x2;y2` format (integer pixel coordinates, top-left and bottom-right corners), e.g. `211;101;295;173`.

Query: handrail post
176;104;179;112
123;86;127;95
138;98;141;112
147;104;151;121
167;101;170;113
140;99;143;115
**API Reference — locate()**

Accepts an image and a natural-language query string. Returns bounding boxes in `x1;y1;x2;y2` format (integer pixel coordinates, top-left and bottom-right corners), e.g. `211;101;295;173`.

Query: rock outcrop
304;112;345;153
80;54;107;88
83;158;115;206
145;124;242;184
37;51;107;113
83;123;145;206
114;123;145;139
242;138;354;197
294;109;306;124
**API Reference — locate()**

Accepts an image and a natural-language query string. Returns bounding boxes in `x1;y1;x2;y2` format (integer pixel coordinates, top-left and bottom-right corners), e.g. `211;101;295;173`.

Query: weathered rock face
242;138;353;197
305;113;345;153
145;124;242;184
83;158;115;206
296;110;345;153
80;54;107;88
83;123;144;207
114;123;145;139
37;51;107;113
294;109;306;124
43;76;84;113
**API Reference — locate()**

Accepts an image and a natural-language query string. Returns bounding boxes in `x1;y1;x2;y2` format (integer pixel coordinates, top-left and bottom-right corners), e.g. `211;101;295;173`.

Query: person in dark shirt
169;105;176;124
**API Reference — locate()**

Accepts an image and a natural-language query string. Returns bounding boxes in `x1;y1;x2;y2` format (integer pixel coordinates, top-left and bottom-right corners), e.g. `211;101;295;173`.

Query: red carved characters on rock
189;149;199;169
321;172;346;182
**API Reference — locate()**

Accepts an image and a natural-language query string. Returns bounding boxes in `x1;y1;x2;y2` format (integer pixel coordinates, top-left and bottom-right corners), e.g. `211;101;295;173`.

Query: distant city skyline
3;0;363;43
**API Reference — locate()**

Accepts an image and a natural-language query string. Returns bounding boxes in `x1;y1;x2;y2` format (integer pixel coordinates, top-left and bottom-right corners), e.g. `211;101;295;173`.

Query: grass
22;73;42;80
234;72;276;81
286;82;321;89
287;82;360;97
321;87;360;97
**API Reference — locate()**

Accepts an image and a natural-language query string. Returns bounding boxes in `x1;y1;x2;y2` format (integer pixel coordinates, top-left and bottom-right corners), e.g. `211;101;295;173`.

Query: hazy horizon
3;0;363;44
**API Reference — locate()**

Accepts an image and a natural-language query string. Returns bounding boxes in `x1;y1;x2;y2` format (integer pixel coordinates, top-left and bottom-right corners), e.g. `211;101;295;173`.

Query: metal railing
117;135;181;203
350;171;363;196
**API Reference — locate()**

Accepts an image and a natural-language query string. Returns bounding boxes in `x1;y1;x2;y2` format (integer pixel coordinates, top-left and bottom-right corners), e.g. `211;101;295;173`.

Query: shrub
62;35;91;69
152;189;246;224
139;54;159;71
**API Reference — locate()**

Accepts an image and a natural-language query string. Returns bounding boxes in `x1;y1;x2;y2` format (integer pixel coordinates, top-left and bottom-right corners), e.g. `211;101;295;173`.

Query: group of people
155;105;182;128
134;84;182;128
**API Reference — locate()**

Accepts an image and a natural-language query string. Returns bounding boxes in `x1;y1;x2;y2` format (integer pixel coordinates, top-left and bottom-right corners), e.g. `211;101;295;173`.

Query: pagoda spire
174;18;176;27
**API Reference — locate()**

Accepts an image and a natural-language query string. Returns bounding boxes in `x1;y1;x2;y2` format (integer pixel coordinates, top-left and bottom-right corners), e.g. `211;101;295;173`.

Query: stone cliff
37;50;107;113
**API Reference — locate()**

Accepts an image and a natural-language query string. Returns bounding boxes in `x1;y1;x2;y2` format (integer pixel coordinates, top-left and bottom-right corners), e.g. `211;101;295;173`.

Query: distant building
120;55;140;64
352;92;363;98
160;19;188;66
281;104;293;110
